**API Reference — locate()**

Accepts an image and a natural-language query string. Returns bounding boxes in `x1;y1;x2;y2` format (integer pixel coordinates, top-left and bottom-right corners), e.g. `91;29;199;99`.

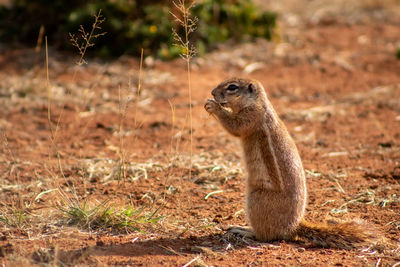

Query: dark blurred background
0;0;276;59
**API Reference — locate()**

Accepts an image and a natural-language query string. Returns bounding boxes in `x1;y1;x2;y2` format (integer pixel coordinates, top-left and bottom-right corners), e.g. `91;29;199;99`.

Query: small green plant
0;209;29;228
57;199;163;233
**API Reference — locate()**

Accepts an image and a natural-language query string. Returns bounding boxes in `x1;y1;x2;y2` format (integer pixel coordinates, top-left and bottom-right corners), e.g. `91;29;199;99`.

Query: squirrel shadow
54;232;309;265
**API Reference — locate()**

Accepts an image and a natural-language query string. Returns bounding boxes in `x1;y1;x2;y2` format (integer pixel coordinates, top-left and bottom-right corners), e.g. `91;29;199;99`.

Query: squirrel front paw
204;99;220;114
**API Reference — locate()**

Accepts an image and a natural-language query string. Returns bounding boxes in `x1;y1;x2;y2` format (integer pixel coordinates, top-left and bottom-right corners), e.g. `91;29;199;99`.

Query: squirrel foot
227;226;256;239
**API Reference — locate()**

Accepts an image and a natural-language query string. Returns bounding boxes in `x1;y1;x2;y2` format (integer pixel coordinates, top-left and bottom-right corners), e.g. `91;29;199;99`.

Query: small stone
266;244;280;250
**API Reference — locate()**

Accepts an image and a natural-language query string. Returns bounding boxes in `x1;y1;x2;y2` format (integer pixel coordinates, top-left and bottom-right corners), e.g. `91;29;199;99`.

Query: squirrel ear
248;83;255;93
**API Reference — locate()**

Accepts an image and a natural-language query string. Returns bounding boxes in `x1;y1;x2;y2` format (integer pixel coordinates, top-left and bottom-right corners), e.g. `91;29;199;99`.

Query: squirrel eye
227;84;239;91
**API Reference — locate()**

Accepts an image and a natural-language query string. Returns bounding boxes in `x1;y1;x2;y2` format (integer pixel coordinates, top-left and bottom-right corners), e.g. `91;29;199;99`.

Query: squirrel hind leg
227;226;256;240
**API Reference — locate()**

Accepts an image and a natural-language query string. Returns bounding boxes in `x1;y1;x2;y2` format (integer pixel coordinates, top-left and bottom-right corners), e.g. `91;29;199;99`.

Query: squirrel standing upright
204;77;382;249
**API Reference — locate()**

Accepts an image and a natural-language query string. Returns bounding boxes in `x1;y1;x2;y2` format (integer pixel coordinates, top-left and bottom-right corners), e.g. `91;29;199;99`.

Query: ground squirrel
204;77;382;249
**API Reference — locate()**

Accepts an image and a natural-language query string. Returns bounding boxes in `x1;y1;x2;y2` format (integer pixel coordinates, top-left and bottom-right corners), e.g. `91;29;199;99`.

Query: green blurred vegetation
0;0;276;59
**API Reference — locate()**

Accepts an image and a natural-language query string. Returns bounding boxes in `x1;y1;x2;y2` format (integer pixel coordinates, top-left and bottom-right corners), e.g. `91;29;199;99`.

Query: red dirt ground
1;2;400;266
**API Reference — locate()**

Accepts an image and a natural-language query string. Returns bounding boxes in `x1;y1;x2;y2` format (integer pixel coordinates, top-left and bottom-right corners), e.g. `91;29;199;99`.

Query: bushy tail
297;219;382;249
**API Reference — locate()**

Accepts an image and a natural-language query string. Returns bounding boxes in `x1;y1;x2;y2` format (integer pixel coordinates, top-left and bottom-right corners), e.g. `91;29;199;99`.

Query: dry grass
34;9;167;239
56;198;163;234
171;0;198;180
69;10;106;67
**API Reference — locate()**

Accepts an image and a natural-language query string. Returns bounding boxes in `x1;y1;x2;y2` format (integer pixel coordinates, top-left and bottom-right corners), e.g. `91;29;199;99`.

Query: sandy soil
0;1;400;266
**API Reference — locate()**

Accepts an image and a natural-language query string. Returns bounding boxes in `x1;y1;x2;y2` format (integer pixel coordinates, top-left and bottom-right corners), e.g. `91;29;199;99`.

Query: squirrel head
211;78;266;113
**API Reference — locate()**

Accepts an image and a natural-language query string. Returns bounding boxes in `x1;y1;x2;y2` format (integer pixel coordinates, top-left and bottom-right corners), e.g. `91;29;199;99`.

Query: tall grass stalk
69;10;106;68
171;0;198;179
45;10;106;179
163;100;177;201
134;48;144;130
117;48;144;184
45;10;106;204
118;85;127;182
45;37;65;180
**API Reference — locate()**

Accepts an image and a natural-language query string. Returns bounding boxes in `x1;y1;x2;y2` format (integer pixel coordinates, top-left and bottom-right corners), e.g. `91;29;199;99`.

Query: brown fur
205;78;382;249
